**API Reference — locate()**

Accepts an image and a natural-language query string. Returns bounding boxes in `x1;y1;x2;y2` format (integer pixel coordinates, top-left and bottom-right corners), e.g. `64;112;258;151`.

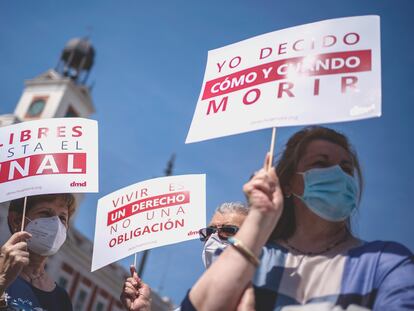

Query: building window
74;289;88;311
58;276;68;290
65;105;79;117
26;96;48;118
95;301;105;311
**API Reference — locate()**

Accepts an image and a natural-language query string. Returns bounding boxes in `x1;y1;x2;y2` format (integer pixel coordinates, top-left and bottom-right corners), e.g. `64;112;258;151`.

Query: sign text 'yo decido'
186;16;381;143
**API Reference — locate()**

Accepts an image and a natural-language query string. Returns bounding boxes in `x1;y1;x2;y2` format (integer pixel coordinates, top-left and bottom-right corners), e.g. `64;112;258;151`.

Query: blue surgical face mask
292;165;359;222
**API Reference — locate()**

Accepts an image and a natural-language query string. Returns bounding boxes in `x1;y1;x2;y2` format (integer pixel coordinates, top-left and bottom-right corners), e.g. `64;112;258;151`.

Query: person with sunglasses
120;202;249;311
199;202;247;269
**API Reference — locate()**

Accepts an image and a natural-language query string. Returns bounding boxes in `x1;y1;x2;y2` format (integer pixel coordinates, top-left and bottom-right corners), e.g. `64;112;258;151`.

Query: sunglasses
198;225;239;242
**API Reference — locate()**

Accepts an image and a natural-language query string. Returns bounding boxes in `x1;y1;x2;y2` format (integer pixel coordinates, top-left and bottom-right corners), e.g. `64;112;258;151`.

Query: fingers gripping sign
0;231;32;294
120;265;152;311
243;153;284;216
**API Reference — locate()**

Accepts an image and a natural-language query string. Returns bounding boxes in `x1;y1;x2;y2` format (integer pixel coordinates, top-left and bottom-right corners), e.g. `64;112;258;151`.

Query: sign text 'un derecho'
107;191;190;225
91;175;205;271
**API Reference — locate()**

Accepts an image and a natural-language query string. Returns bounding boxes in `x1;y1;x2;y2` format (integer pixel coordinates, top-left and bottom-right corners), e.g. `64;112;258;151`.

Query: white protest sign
0;118;98;202
91;174;206;272
186;16;381;143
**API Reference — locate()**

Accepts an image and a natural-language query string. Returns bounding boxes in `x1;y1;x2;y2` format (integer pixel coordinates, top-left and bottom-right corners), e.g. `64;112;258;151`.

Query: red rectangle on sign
202;49;372;100
0;153;87;184
107;191;190;226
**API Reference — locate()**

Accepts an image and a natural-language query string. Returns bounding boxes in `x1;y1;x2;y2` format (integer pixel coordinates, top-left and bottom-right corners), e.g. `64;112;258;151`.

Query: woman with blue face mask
182;126;414;311
0;194;75;311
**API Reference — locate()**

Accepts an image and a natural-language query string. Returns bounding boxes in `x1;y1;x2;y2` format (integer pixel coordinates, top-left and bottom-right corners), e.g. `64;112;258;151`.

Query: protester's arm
0;231;31;296
236;284;255;311
120;266;152;311
188;156;283;311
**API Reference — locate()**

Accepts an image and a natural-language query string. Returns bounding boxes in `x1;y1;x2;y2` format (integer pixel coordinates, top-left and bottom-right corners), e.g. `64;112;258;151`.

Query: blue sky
1;0;413;305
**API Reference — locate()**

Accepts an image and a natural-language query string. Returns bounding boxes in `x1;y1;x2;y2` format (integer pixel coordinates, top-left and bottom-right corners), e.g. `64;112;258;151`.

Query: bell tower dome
57;37;95;84
14;37;96;121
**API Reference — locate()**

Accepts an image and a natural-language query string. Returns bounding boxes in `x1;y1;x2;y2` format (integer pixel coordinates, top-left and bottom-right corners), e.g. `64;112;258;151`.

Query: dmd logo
70;181;87;187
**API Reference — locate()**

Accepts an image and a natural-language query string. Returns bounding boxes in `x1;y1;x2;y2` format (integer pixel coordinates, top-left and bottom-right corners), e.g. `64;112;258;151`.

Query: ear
8;211;23;233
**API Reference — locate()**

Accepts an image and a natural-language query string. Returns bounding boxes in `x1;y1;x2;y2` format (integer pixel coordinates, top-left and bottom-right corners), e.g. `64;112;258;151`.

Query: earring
285;193;292;199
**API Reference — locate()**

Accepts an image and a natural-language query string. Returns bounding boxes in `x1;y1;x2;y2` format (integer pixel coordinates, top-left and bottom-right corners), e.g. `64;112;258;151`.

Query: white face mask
201;233;229;269
25;216;67;256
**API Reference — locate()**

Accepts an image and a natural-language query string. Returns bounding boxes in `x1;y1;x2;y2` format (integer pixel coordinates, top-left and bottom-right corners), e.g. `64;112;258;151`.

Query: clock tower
14;37;96;121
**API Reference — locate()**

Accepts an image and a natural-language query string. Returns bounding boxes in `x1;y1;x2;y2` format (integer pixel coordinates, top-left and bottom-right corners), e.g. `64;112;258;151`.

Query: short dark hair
269;126;363;241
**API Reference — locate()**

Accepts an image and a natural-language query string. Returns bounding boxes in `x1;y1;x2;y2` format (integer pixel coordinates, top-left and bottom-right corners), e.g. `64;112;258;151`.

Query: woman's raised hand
243;153;284;217
120;266;152;311
0;231;32;295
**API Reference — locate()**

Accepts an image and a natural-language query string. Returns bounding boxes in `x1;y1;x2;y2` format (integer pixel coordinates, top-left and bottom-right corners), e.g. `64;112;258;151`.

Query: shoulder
348;240;413;268
5;277;41;308
347;240;413;285
349;240;413;257
6;277;35;297
353;242;414;310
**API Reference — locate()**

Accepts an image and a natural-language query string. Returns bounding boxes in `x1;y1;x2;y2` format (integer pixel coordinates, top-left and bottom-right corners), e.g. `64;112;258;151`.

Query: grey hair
215;202;249;215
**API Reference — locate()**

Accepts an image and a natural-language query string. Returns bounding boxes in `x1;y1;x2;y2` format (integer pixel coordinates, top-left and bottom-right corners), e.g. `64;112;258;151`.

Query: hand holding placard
243;153;283;218
120;266;151;311
0;232;32;296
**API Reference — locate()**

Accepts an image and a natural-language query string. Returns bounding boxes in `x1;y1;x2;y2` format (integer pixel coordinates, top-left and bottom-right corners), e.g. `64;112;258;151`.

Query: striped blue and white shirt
181;240;414;310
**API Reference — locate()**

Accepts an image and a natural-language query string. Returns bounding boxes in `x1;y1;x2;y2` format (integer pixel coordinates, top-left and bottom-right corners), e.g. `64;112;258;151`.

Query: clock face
27;98;46;117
